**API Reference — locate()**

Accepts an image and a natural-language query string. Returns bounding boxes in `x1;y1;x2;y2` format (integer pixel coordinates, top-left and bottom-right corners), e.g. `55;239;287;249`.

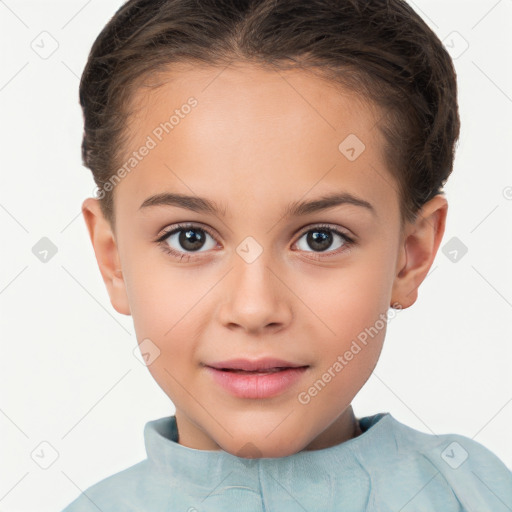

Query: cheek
125;265;212;366
127;269;207;402
305;289;388;411
299;254;393;336
298;248;394;378
122;240;199;334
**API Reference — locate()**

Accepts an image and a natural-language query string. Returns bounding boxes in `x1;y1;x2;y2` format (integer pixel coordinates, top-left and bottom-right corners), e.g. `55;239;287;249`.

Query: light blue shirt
62;412;512;511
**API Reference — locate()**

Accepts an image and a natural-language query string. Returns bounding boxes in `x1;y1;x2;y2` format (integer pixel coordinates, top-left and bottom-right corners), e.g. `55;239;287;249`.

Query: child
62;0;512;510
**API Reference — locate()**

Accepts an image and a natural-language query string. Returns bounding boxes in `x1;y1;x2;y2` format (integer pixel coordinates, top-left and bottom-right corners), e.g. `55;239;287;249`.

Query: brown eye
174;227;207;251
157;223;217;259
305;229;333;252
294;225;354;255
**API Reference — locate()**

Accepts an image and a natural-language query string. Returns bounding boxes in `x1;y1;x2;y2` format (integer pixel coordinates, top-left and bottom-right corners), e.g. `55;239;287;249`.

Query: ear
391;194;448;309
81;197;131;316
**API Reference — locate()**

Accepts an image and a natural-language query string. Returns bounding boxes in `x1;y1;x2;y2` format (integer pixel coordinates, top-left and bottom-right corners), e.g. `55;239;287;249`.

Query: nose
216;254;293;335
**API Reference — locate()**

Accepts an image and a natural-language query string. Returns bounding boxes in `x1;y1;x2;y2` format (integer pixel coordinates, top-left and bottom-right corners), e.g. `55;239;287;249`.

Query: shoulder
60;459;165;512
369;414;512;511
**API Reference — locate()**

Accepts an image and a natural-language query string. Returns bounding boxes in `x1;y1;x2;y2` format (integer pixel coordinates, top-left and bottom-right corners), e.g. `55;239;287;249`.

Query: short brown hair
79;0;460;233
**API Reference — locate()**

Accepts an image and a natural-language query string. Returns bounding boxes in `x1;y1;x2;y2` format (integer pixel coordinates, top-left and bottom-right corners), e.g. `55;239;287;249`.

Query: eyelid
156;222;354;244
294;222;355;241
156;221;219;243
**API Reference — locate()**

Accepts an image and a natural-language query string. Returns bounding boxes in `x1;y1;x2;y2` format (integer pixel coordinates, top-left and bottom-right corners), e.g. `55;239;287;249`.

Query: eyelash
155;222;356;262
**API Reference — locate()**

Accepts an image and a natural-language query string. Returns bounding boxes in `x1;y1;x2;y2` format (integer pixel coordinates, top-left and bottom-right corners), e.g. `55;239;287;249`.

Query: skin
82;62;447;458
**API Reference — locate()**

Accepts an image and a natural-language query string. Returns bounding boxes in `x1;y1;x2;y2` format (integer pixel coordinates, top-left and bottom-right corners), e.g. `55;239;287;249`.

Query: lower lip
205;366;309;399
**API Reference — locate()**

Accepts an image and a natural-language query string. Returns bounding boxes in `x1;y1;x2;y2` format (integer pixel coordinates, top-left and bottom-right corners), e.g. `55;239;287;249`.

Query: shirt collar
143;412;395;487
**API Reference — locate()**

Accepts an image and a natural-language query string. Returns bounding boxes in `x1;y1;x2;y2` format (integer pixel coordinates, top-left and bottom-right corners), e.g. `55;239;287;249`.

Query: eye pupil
179;229;205;251
307;230;332;252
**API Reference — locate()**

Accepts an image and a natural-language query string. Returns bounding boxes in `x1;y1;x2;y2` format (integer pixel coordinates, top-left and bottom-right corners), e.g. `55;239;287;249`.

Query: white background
1;0;511;510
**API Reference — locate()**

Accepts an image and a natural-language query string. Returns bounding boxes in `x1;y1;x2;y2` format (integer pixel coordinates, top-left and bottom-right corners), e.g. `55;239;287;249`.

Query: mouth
203;359;310;399
211;366;308;374
204;357;309;372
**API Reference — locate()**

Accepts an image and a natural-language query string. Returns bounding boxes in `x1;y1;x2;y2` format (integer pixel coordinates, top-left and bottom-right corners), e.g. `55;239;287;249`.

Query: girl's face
84;62;433;458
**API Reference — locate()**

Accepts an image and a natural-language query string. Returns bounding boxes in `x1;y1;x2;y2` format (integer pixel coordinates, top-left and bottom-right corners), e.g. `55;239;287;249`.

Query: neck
301;405;361;452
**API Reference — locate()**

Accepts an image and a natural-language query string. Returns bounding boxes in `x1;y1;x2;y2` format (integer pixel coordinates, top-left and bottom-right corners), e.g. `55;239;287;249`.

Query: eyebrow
138;191;376;218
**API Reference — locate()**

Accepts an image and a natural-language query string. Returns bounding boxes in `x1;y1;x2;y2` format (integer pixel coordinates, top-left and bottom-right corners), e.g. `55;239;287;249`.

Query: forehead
114;62;398;224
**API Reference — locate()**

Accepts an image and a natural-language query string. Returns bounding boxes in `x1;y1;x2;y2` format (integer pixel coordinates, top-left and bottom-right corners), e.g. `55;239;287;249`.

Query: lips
205;357;309;372
204;359;310;399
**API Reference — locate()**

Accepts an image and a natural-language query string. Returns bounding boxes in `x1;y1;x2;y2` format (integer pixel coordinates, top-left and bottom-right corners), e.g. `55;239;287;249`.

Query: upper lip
205;358;309;371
